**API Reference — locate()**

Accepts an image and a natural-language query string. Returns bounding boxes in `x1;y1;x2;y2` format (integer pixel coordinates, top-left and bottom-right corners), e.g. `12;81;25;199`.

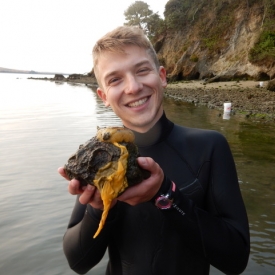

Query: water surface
0;74;274;274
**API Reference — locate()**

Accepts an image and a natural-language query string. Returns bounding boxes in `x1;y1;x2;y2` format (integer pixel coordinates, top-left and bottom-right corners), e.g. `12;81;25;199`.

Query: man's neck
130;112;174;147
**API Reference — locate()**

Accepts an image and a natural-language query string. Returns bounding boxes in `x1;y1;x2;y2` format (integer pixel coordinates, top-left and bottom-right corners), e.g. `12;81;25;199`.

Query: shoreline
29;76;275;123
165;80;275;123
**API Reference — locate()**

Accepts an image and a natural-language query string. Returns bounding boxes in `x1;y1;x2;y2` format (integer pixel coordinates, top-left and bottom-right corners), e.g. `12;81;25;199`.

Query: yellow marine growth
93;141;129;238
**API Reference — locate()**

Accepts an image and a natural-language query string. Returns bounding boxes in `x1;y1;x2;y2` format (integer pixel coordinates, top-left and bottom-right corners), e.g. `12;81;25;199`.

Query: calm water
0;74;274;275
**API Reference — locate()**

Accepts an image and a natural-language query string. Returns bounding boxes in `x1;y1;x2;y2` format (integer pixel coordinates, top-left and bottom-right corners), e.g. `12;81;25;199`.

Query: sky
0;0;168;74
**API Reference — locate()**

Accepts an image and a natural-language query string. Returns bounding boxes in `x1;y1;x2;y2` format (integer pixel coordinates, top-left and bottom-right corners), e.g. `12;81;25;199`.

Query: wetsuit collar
130;112;174;147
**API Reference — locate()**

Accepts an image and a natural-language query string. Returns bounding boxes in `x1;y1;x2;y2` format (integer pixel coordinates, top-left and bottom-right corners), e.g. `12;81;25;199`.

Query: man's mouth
127;97;148;107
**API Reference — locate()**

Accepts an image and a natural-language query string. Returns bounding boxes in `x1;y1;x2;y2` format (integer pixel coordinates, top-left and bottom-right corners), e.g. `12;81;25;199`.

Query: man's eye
138;68;150;74
109;78;120;85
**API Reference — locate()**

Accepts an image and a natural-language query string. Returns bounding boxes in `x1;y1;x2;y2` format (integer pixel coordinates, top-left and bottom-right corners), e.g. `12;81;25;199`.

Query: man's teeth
128;97;147;107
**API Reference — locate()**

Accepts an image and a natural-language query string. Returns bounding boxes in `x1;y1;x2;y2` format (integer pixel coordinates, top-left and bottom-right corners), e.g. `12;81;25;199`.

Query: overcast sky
0;0;168;74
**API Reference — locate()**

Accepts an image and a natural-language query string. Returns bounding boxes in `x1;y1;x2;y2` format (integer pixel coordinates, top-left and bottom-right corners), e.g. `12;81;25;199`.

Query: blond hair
92;26;159;79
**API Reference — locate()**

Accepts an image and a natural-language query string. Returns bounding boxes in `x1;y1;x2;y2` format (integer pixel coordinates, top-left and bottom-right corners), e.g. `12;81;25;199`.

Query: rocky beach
165;80;275;123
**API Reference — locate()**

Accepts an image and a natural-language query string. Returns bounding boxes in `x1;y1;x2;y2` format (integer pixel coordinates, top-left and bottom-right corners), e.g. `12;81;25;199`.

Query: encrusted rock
63;127;150;238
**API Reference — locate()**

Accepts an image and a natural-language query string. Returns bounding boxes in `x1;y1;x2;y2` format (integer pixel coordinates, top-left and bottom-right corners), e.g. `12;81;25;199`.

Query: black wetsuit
63;113;250;275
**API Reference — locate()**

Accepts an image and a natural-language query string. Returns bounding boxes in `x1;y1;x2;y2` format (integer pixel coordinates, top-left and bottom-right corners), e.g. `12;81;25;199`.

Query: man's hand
117;157;164;205
58;167;109;210
58;156;163;208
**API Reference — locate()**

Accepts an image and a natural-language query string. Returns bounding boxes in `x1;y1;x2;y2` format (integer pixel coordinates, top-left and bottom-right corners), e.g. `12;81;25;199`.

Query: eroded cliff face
156;0;275;81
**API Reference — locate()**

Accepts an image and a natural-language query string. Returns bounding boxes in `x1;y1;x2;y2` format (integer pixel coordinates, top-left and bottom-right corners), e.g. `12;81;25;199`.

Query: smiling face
96;45;167;133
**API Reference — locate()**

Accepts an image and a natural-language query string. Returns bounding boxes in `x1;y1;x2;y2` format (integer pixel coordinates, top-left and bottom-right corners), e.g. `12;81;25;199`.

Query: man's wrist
155;181;176;210
151;175;172;202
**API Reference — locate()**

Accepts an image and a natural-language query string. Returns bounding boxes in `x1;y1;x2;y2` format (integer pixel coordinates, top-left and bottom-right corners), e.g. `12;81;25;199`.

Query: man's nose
124;74;143;94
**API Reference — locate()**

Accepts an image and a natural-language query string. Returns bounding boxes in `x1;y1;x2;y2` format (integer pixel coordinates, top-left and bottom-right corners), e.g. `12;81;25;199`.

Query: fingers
58;166;82;195
79;186;105;210
58;166;104;208
58;157;162;208
118;157;164;205
136;157;151;170
68;178;82;195
57;167;70;180
137;157;157;172
137;157;164;182
58;166;106;209
79;184;96;204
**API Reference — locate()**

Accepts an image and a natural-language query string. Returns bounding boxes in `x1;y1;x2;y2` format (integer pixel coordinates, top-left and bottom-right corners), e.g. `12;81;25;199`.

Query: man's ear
97;87;110;107
159;66;167;88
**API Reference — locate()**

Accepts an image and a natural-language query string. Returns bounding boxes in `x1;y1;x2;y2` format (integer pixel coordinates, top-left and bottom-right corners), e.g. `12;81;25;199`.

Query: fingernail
87;184;94;191
139;157;147;165
71;179;78;188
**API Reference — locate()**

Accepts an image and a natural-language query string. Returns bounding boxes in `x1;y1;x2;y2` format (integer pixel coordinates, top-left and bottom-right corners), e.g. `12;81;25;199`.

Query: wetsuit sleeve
162;131;250;274
63;196;119;274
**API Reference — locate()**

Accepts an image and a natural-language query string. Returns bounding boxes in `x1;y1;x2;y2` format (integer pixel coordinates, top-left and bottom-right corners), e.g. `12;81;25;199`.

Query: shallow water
0;74;274;274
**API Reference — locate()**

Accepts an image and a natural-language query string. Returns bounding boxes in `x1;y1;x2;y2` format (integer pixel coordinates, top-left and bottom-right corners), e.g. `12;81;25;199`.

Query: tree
164;0;192;29
124;1;164;39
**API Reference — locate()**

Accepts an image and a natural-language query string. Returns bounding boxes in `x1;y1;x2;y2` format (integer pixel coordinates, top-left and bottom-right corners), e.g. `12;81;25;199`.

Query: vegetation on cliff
248;0;275;65
124;0;275;81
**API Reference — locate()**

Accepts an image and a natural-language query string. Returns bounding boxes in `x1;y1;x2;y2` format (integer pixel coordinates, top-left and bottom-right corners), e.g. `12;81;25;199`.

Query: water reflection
222;112;231;120
88;85;123;128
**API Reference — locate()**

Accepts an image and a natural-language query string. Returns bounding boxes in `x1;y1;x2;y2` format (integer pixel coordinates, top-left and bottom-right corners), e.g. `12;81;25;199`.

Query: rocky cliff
155;0;275;81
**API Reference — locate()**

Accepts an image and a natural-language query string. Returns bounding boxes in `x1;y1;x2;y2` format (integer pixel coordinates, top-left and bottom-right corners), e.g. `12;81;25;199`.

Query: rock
53;74;65;80
64;127;150;188
205;75;220;83
266;79;275;92
63;127;150;238
67;74;82;80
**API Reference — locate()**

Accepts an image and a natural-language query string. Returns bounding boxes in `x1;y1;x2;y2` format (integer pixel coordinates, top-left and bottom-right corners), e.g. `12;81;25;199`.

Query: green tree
124;1;164;39
164;0;192;29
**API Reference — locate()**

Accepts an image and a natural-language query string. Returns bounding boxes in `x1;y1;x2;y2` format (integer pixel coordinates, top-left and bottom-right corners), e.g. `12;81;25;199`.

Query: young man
58;26;250;275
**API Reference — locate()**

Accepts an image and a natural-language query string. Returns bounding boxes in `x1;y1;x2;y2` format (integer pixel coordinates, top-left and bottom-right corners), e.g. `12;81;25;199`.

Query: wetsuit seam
196;160;211;193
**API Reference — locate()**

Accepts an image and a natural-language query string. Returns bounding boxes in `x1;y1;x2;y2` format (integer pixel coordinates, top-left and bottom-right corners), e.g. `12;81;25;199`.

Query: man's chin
123;117;155;133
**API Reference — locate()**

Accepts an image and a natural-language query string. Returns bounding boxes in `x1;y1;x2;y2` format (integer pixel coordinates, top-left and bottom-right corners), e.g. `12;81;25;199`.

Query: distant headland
0;67;69;75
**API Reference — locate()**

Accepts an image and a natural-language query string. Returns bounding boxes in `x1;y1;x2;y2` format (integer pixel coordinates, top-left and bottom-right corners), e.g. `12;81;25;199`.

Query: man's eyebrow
104;71;118;82
136;60;151;66
134;60;152;68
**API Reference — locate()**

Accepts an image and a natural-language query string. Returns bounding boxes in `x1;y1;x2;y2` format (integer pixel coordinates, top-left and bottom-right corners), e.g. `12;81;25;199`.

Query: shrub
190;54;199;62
249;31;275;63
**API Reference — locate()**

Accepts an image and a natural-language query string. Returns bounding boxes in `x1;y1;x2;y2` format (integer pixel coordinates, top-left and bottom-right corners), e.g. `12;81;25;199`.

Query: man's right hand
58;167;114;210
